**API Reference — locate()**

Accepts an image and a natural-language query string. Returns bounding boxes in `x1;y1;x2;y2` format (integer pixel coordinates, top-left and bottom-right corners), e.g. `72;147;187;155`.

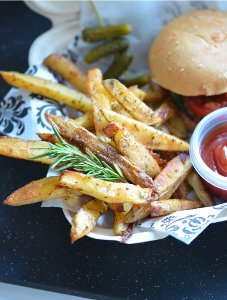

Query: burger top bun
149;9;227;96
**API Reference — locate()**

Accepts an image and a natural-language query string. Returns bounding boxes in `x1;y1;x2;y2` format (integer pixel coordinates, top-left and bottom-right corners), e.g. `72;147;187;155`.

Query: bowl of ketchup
190;107;227;201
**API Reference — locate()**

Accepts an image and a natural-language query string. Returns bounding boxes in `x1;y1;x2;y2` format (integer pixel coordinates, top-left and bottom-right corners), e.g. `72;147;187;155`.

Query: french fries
100;108;189;151
87;69;110;139
46;114;155;189
104;79;155;125
60;171;154;204
70;199;107;243
187;172;214;206
0;71;92;112
44;54;88;94
125;199;202;222
103;122;160;177
0;137;53;164
155;154;192;199
3;177;81;206
1;60;216;243
87;68;111;110
125;154;192;223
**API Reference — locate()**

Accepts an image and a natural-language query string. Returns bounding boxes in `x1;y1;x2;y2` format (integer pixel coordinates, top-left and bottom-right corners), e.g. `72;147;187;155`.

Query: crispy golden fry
104;79;155;125
125;199;202;222
100;108;189;151
60;171;154;204
87;68;111;110
71;199;107;243
125;154;192;223
46;114;155;189
3;176;81;206
114;211;129;235
87;69;110;140
38;133;58;144
167;114;188;139
155;154;192;199
0;137;53;164
103;122;160;177
43;54;88;94
149;100;175;127
187;172;214;206
0;71;91;112
149;199;202;217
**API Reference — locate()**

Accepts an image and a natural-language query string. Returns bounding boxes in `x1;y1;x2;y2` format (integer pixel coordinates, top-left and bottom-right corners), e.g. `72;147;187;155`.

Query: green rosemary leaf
32;124;126;183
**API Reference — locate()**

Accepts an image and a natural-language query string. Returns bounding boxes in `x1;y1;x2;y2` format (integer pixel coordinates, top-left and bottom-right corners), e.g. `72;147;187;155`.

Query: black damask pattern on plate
36;99;66;131
0;95;31;135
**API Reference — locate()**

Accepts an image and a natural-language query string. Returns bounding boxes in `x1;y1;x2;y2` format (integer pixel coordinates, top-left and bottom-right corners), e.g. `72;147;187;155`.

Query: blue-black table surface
0;2;227;300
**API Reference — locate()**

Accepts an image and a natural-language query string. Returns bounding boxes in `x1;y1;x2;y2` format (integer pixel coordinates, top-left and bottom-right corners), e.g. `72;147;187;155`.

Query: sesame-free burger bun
149;9;227;96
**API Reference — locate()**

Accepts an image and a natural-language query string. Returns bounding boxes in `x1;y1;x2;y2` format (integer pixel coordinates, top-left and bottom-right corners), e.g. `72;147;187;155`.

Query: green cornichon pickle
84;38;130;64
120;75;150;87
104;52;133;79
82;24;132;42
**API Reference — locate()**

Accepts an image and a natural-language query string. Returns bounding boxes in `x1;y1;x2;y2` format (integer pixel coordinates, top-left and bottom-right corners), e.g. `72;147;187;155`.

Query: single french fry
155;154;192;199
104;79;155;125
3;176;81;206
100;108;189;151
0;137;53;164
103;122;160;177
87;69;110;140
43;54;88;94
187;172;214;206
70;199;107;243
0;71;91;112
114;211;129;235
87;68;111;110
125;199;202;222
60;171;154;204
125;154;192;223
38;133;58;144
149;199;202;217
149;100;175;127
46;114;155;189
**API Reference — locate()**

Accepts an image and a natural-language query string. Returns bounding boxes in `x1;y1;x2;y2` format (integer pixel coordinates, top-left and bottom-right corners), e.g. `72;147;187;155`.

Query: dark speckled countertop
1;2;227;300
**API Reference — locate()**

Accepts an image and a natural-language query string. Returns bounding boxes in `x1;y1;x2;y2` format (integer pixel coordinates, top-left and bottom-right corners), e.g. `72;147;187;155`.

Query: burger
149;9;227;121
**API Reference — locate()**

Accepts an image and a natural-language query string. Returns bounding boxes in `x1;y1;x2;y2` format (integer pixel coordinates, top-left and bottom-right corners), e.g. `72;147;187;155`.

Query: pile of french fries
0;54;214;243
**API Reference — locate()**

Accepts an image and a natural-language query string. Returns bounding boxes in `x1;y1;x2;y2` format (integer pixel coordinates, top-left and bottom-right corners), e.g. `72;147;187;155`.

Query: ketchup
201;124;227;199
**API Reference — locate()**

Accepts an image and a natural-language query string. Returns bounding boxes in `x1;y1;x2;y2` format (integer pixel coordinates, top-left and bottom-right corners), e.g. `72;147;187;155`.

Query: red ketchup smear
201;124;227;200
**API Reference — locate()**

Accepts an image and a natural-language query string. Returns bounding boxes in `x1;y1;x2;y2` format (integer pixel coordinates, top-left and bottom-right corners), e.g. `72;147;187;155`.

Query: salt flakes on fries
0;54;213;243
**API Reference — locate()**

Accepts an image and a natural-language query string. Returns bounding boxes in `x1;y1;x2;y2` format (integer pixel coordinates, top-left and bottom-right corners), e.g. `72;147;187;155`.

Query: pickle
84;38;129;64
120;75;150;87
104;52;133;79
83;24;132;42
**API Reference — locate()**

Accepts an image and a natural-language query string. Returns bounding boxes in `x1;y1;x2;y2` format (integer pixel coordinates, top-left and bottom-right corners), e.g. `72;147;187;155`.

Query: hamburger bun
149;9;227;96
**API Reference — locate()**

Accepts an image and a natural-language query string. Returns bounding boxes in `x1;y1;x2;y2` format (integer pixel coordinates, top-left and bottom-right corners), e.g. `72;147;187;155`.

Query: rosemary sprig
31;124;126;183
